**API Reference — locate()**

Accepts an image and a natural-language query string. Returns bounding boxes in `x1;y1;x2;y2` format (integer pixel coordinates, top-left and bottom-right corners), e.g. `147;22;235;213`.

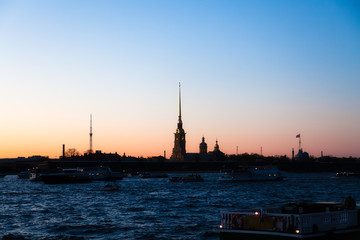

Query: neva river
1;172;360;239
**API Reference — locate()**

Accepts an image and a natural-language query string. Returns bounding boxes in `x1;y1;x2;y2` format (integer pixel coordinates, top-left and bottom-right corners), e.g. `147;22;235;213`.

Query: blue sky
0;0;359;158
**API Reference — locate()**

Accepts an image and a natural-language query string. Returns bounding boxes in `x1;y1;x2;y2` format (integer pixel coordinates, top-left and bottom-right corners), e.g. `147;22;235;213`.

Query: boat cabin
220;199;360;239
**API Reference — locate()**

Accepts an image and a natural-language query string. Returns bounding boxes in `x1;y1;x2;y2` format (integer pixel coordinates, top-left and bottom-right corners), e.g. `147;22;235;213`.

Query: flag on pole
296;134;300;138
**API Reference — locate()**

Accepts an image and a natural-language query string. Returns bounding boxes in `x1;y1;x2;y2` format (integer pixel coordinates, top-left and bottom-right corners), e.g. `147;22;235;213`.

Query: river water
1;172;359;239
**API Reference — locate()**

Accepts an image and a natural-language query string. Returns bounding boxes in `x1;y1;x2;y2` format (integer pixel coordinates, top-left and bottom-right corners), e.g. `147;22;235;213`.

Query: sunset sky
0;0;359;158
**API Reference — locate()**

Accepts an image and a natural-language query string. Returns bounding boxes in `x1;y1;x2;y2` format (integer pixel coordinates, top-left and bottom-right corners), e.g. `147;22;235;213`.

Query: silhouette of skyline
0;1;359;158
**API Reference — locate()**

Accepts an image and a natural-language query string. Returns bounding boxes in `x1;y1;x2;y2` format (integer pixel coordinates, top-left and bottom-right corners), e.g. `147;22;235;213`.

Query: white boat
219;197;360;240
82;167;123;180
29;170;44;181
219;166;286;182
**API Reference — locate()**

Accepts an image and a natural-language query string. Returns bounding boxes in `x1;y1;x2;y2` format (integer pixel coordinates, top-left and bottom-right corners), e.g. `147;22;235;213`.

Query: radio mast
90;114;93;154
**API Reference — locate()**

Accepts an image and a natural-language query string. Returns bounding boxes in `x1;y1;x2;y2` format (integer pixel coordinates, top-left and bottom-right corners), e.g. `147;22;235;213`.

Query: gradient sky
0;0;359;158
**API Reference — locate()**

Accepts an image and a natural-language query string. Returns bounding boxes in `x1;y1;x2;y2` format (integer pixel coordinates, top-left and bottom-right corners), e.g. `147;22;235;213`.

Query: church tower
199;136;207;154
171;83;186;161
214;139;220;152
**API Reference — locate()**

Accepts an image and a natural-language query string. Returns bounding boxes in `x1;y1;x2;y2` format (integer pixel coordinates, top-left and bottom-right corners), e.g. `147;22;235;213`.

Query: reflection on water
1;173;359;239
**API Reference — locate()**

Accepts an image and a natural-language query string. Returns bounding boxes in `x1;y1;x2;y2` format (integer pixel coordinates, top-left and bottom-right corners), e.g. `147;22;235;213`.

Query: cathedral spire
171;82;186;161
178;82;182;122
177;82;183;130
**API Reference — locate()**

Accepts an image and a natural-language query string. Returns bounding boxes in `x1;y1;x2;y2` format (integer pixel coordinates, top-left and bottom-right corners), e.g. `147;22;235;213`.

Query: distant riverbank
2;156;360;174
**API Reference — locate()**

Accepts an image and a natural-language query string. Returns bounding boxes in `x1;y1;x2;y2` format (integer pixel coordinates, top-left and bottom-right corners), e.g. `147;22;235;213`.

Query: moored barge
219;165;286;182
219;197;360;239
41;168;92;184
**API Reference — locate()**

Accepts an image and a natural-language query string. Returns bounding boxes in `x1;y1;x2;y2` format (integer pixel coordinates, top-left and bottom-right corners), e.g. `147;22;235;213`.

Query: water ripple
1;173;359;239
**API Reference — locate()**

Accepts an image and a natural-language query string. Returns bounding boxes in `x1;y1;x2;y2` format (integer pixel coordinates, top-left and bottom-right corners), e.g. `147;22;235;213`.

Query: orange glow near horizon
1;121;359;159
1;1;359;159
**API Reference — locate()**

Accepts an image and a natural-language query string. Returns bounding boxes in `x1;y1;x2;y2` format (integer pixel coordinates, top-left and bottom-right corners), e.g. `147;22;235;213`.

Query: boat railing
296;210;358;234
220;209;358;234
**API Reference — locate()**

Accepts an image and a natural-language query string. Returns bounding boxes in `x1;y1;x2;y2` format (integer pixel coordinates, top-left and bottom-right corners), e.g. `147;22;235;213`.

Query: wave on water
2;173;360;239
2;233;86;240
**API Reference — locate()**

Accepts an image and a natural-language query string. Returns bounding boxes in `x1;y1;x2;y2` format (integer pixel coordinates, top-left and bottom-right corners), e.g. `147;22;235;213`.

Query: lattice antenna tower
90;114;93;154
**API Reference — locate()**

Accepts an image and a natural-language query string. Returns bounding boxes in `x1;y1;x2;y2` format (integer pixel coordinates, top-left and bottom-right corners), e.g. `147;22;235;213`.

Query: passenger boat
169;174;204;182
219;166;286;182
219;197;360;240
41;168;92;184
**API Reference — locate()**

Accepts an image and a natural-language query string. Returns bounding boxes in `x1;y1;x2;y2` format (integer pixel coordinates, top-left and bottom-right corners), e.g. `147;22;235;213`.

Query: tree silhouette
65;148;80;157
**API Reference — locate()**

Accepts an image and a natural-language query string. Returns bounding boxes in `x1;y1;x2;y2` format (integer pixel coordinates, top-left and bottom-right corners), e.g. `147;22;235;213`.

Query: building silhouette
199;137;207;154
170;84;225;161
295;149;309;160
208;139;226;160
295;134;309;160
170;83;186;161
213;140;220;152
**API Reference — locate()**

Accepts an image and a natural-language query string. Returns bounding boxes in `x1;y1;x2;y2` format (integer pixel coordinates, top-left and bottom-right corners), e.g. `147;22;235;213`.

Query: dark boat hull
42;174;92;184
220;228;360;240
